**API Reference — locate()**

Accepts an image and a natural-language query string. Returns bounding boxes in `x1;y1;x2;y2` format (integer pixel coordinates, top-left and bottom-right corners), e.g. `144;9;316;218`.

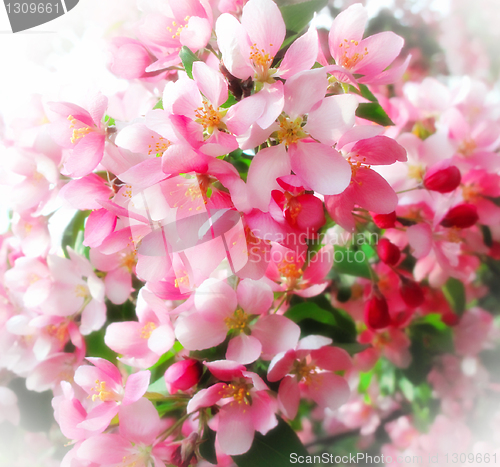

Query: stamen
224;309;250;332
292;359;317;386
140;322;157;339
89;379;115;402
218;383;251;405
276;116;306;146
194;101;223;134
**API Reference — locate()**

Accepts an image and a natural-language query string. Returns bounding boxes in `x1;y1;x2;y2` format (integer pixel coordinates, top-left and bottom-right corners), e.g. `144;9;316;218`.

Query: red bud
364;296;391;330
440;203;478;229
377;238;401;266
424;165;461;193
372;211;397;229
165;359;202;393
442;313;459;326
400;280;425;308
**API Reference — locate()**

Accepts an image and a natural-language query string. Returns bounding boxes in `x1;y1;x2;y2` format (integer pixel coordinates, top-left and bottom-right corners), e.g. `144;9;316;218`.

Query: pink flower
246;69;357;208
138;0;213;72
175;278;300;364
73;358;151;432
187;360;278;455
104;288;175;368
48;94;108;178
77;398;172;466
216;0;318;83
325;134;406;231
328;4;409;85
268;335;351;419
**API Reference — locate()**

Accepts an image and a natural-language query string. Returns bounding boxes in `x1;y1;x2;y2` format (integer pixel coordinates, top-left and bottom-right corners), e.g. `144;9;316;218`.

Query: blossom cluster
1;0;500;466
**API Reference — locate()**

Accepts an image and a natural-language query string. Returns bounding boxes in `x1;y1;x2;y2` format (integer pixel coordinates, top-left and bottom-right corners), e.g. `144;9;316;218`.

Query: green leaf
285;302;337;326
412;313;447;331
481;225;493;248
232;417;308;467
104;115;116;126
199;427;218;464
153;99;163;110
442;277;466;316
349;83;378;102
398;377;415;402
358;370;373;393
335;342;369;355
220;94;237;109
61;210;91;259
179;46;201;79
85;328;117;362
333;246;371;279
356;102;394;126
279;0;328;34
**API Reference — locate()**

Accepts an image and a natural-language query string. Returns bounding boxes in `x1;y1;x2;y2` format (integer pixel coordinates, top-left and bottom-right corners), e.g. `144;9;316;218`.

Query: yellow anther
174;271;190;288
338;40;368;69
458;138;477;157
292;359;317;386
89;380;115;402
224;309;250;332
219;383;251;405
278;261;303;280
407;164;425;182
276;116;306;146
47;323;68;343
249;43;273;68
75;284;89;298
120;251;137;273
147;136;171;156
140;322;157;339
194;101;224;134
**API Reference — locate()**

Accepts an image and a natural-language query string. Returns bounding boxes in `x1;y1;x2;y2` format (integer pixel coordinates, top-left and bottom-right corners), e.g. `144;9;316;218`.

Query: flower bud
364;295;391;330
372;211;397;229
377;238;401;266
165;359;202;394
440;203;478;229
400;280;424;308
424;164;461;193
442;313;459;326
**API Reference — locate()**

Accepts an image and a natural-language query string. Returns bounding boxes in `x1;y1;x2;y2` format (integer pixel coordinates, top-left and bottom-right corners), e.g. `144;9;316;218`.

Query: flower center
249;43;277;82
224;309;250;332
458;138;476;157
166;16;190;39
140;322;157;339
284;194;302;225
174;271;190;289
462;184;480;202
292;360;317;385
148;135;171;157
337;39;369;70
120;251;137;273
278;261;303;280
219;382;251;405
47;322;69;343
68;115;92;143
277;116;306;146
195;102;224;134
407;164;425;181
75;284;89;298
89;379;116;402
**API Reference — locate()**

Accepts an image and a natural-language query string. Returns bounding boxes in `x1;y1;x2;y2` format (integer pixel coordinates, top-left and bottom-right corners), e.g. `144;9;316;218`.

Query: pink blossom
104;288;175;368
73;358;151;432
187;360;278;455
48;94;108;178
268;336;351;419
328;4;409;85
